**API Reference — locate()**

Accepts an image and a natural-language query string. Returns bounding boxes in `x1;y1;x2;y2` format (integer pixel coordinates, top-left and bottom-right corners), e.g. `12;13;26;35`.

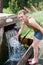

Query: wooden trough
0;13;20;28
0;13;20;65
0;13;33;65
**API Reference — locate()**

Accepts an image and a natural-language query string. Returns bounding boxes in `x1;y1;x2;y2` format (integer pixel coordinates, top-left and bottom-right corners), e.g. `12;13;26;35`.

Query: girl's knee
31;43;38;48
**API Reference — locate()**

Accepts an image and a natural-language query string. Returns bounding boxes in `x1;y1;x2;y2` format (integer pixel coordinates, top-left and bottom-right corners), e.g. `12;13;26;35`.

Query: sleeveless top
27;16;43;32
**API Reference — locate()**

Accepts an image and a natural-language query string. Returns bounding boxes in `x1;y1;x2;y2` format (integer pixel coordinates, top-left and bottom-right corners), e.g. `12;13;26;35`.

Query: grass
19;22;34;39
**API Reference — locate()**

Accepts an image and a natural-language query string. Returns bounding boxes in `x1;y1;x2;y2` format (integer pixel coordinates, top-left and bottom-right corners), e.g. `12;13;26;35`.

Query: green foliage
3;8;13;14
21;26;28;35
3;0;43;13
23;44;29;49
17;0;28;8
30;11;43;23
9;0;20;13
3;0;9;8
39;2;43;10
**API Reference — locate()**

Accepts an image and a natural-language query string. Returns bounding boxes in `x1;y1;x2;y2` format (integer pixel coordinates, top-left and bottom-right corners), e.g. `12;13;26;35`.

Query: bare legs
28;37;41;65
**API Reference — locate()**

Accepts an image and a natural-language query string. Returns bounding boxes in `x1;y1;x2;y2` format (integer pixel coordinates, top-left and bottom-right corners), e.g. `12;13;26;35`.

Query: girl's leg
29;36;41;64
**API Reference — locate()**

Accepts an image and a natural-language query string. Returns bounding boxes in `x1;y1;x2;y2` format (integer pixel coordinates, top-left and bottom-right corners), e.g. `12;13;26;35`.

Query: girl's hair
18;9;26;15
18;9;33;18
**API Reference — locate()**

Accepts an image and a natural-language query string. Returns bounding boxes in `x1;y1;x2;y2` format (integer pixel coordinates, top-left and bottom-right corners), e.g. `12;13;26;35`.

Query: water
4;29;26;65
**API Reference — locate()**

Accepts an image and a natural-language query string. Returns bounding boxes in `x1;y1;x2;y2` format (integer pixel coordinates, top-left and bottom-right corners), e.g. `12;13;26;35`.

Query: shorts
34;31;43;40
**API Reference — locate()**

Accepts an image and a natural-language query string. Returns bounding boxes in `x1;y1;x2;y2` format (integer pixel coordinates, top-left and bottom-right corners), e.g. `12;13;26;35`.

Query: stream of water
4;29;26;65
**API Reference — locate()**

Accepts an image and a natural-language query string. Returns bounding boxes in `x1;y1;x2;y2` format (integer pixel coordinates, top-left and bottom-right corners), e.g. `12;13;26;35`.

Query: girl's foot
29;58;38;65
28;59;32;62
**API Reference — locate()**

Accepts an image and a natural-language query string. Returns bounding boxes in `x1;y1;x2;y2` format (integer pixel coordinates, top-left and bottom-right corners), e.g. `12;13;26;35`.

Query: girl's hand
14;35;18;40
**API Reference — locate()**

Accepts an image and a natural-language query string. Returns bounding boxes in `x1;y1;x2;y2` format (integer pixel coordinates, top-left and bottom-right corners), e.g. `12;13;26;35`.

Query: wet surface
0;24;26;65
4;25;26;65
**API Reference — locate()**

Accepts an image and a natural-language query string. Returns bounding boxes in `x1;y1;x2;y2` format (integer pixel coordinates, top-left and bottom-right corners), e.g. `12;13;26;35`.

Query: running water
4;29;26;65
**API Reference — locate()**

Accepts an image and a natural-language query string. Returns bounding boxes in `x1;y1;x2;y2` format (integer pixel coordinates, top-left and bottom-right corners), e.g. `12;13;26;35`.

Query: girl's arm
29;18;43;33
14;22;25;39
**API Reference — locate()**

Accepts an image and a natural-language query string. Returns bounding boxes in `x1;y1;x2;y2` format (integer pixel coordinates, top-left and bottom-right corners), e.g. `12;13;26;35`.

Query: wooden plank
17;46;34;65
0;14;20;28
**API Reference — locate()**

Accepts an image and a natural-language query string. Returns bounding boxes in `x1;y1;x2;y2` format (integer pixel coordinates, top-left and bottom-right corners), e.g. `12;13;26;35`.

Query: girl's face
18;12;26;21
